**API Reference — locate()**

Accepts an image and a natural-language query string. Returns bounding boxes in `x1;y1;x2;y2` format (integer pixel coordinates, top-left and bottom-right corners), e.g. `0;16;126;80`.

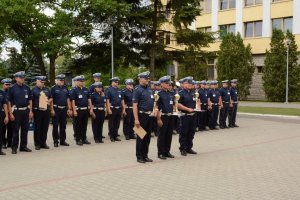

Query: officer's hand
122;110;127;116
4;116;9;125
108;109;112;115
73;111;78;117
135;119;140;128
9;113;15;121
229;103;233;108
67;109;73;117
157;119;163;128
29;111;33;120
51;110;55;117
90;112;96;119
187;108;194;113
208;106;212;110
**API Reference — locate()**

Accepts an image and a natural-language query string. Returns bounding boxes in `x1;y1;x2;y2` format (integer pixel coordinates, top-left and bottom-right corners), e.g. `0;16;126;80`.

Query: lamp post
285;39;291;103
111;26;114;78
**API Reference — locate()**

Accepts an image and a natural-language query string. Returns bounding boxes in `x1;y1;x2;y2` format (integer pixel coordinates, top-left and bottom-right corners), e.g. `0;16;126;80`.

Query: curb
237;112;300;119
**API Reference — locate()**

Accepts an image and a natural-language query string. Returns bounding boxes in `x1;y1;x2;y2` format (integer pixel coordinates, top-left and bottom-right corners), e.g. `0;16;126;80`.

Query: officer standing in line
156;76;175;160
1;78;12;149
122;79;137;140
50;74;72;147
207;80;221;130
90;82;106;143
229;79;239;128
106;77;122;142
219;80;231;129
31;76;52;150
0;85;9;155
199;80;209;131
70;75;92;145
7;71;33;154
89;73;105;93
133;71;155;164
177;77;198;156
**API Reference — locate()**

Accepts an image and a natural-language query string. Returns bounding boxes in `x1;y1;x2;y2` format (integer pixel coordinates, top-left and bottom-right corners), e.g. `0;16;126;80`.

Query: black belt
53;105;66;109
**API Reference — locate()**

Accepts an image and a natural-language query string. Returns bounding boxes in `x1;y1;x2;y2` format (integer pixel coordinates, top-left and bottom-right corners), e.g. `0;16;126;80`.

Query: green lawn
238;106;300;116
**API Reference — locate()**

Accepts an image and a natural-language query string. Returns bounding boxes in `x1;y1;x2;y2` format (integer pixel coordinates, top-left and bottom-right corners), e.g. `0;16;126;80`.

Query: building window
219;24;236;38
166;0;172;18
207;59;215;80
244;21;262;38
166;32;171;45
220;0;236;10
272;17;293;32
202;0;212;13
245;0;262;6
197;27;212;33
257;66;263;74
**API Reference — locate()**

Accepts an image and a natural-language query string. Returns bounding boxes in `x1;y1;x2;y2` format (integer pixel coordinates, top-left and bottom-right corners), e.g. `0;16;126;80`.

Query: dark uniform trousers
108;108;121;139
12;110;29;150
92;110;105;141
1;111;12;147
52;107;67;144
74;110;88;141
199;104;208;130
219;102;229;127
136;113;152;159
179;114;196;151
0;111;5;151
195;112;201;130
33;109;50;147
229;103;238;126
172;115;180;133
157;115;173;155
123;108;134;137
209;104;219;128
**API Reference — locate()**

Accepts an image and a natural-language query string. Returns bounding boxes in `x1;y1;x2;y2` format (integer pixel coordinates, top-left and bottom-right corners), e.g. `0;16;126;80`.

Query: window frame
272;17;293;33
244;21;262;38
244;0;262;7
220;0;236;10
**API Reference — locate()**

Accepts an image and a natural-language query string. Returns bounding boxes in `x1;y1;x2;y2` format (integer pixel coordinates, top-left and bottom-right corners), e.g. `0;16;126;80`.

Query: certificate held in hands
133;126;147;139
39;91;48;110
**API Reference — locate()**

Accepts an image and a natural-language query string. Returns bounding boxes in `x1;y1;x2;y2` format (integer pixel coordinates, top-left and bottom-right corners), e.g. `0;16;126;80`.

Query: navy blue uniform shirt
31;86;51;108
178;89;195;113
230;87;238;102
157;89;174;113
208;89;220;104
219;87;231;102
132;85;154;112
122;88;133;107
199;88;208;104
70;86;90;107
0;90;7;109
7;84;31;107
105;86;122;107
51;85;70;106
91;92;106;108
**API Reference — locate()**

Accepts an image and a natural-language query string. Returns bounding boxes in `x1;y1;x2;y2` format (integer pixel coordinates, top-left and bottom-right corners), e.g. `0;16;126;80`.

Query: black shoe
0;151;6;155
229;125;234;128
224;125;229;128
35;146;41;150
95;140;100;144
137;159;146;164
181;150;187;156
144;157;153;162
99;140;104;143
54;143;59;148
20;147;32;152
158;154;167;160
41;144;50;149
214;127;219;130
12;149;17;154
76;141;83;146
60;142;70;146
129;135;137;139
7;144;11;148
114;137;121;142
125;135;130;140
166;152;175;158
82;140;91;145
187;149;197;154
220;126;225;129
204;127;209;131
233;124;239;127
110;138;115;142
209;127;214;130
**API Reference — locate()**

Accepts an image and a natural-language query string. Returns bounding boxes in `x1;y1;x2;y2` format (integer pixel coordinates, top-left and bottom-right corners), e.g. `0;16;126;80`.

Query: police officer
70;75;91;145
229;79;239;128
133;71;154;164
106;77;123;142
178;77;198;156
89;73;104;93
156;76;175;160
219;80;231;129
0;84;9;155
31;76;52;150
50;74;72;147
199;81;209;131
7;71;33;154
122;79;136;140
207;80;221;130
1;78;12;149
90;82;106;143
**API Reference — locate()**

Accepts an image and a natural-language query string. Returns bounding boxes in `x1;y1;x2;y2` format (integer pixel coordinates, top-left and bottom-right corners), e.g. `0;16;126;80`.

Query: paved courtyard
0;115;300;200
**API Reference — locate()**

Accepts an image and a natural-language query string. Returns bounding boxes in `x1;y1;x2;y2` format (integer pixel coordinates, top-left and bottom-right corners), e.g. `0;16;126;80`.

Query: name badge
170;101;173;104
151;95;153;99
227;92;230;95
78;95;83;99
104;99;106;102
205;94;207;97
235;92;237;94
118;95;121;98
193;98;196;101
213;94;216;97
25;95;28;99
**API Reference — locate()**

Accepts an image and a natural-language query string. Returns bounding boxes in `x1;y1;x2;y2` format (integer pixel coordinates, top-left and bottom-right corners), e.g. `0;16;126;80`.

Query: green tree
216;33;255;98
263;30;300;102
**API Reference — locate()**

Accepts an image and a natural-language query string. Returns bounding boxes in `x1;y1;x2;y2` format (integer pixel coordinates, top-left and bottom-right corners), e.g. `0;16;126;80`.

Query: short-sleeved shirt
199;88;208;104
0;90;7;109
132;85;154;112
208;89;220;104
178;89;195;113
51;85;70;106
105;86;122;107
230;87;238;102
91;92;106;108
122;88;133;107
7;84;31;107
219;87;231;102
157;89;174;114
31;86;51;108
70;86;90;107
